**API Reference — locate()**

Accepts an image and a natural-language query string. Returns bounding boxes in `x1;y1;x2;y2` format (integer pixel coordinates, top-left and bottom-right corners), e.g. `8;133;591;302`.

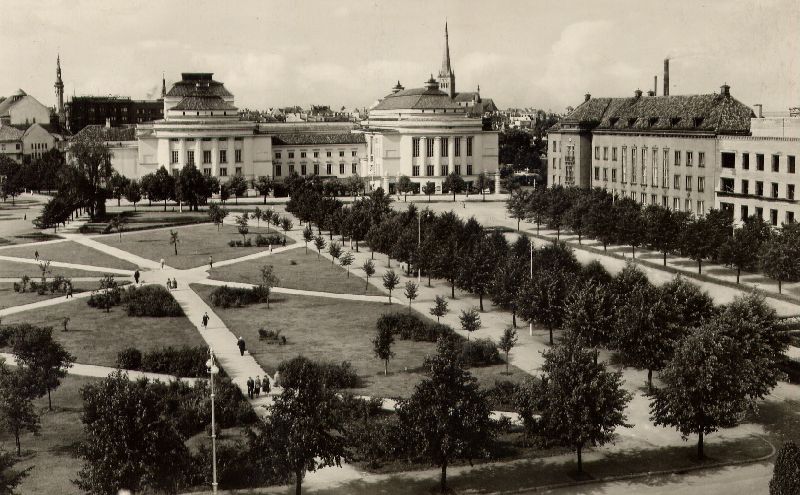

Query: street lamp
529;241;533;337
205;348;220;494
417;213;422;284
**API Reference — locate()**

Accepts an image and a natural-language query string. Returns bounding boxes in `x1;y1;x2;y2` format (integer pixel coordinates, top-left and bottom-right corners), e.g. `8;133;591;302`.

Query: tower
54;54;65;123
161;72;166;98
437;22;456;98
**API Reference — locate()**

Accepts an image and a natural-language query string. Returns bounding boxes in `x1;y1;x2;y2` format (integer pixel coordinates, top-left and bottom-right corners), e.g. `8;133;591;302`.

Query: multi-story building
361;24;499;193
66;96;163;134
548;85;753;216
0;89;52;126
269;124;365;180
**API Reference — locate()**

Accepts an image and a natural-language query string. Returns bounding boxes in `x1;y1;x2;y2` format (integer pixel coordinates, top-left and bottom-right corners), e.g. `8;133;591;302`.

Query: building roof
372;85;464;111
271;133;366;146
72;124;136;142
0;125;24;141
552;89;754;135
165;73;233;98
171;95;237;111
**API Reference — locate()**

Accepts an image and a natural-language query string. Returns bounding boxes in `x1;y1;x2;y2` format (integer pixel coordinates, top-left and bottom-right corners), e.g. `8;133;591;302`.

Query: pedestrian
34;250;39;261
269;243;273;253
172;278;178;290
160;258;165;269
237;336;246;356
201;312;209;329
23;213;26;220
209;255;213;269
263;376;271;395
246;376;254;399
66;282;73;299
166;278;172;291
254;376;261;397
273;370;280;388
134;270;140;285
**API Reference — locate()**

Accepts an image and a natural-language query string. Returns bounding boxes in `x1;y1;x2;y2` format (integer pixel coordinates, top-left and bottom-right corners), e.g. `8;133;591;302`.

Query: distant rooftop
271;133;365;146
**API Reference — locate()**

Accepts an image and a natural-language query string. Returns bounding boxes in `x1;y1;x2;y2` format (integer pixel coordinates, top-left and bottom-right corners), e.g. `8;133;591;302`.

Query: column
179;139;186;168
434;137;442;175
194;139;202;172
420;137;428;176
211;139;219;176
447;137;455;172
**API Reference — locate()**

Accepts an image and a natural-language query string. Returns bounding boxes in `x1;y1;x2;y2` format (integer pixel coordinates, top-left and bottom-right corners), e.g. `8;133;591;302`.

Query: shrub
376;312;453;342
461;338;501;367
117;347;143;370
258;328;285;344
87;288;122;309
140;346;208;377
278;356;360;389
255;233;282;246
485;380;521;410
12;282;20;293
210;285;269;308
771;440;800;494
188;441;282;489
123;285;184;317
227;240;237;247
0;326;14;347
243;237;252;247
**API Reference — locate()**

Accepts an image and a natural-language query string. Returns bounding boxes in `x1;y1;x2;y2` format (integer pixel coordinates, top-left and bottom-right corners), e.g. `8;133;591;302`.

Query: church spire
437;22;456;98
54;54;65;122
161;72;166;98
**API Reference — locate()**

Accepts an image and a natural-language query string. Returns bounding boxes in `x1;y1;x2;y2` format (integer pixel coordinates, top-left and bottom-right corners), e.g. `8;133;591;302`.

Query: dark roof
0;126;24;141
552;92;754;135
171;95;237;111
72;125;136;142
166;73;233;98
372;86;463;111
453;92;479;102
271;133;366;146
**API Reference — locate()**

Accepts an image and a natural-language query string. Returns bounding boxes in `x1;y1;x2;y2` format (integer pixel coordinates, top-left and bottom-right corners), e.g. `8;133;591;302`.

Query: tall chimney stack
654;76;658;95
663;58;670;96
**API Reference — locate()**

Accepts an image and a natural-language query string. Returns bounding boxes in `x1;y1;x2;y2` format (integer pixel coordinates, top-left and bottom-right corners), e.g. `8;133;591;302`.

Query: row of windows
411;137;473;158
721;152;796;173
30;142;49;151
174;149;242;165
729;204;794;226
410;164;474;177
593;166;708;193
274;150;358;160
598;187;707;213
0;143;21;151
169;137;244;142
273;163;358;177
719;177;796;200
194;167;242;177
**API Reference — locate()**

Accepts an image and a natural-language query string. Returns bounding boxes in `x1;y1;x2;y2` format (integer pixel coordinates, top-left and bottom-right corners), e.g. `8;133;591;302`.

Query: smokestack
654;76;658;95
663;58;670;96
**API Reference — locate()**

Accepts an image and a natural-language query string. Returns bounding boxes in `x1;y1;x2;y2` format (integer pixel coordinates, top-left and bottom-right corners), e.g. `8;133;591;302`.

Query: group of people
166;278;178;290
246;375;268;399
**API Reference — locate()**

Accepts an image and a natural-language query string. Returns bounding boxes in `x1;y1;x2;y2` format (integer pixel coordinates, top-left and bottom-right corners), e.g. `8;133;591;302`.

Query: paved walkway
195;278;390;304
0;254;133;276
0;289;95;317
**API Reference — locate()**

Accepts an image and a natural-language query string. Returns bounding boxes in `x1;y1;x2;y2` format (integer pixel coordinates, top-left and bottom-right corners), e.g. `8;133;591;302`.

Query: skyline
1;0;798;113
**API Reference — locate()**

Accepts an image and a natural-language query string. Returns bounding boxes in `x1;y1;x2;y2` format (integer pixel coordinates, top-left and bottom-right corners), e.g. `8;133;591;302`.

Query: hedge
376;312;454;342
278;356;360;389
116;346;209;377
123;285;184;317
210;285;269;308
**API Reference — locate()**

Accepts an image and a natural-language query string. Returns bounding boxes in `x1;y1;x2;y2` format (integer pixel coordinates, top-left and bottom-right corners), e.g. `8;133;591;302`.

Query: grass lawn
191;284;527;399
0;374;97;495
209;247;383;296
81;208;211;234
1;297;205;367
0;282;109;310
95;223;292;269
0;261;114;279
1;241;137;271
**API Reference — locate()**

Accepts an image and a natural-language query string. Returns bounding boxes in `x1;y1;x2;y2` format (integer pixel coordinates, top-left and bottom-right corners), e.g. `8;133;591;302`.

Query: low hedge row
278;356;360;389
210;285;269;308
117;346;210;377
376;312;453;342
123;285;184;317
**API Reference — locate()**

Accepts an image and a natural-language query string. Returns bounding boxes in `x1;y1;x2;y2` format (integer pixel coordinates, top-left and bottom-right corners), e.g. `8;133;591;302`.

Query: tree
176;163;213;211
12;325;75;410
254;175;273;204
373;324;395;375
396;175;413;202
563;281;615;364
302;225;313;253
491;252;526;328
208;203;228;232
459;307;481;340
228;175;248;204
0;448;30;493
327;241;342;266
124;179;142;211
108;214;126;241
517;267;571;345
681;216;716;274
219;182;230;204
429;295;448;322
643;205;687;266
719;215;771;283
422;181;436;202
442;172;466;202
108;172;130;207
98;274;119;313
382;269;400;304
506;190;528;231
0;363;40;456
75;372;190;494
68;126;114;218
498;326;517;374
397;336;494;493
280;217;293;245
253;206;262;227
457;240;496;311
770;441;800;495
235;214;249;243
313;235;326;261
339;251;355;277
260;264;280;309
476;171;489;201
147;166;176;212
523;337;631;474
249;359;345;495
403;281;418;312
615;197;644;257
546;186;572;239
361;259;375;291
169;229;179;255
760;224;800;294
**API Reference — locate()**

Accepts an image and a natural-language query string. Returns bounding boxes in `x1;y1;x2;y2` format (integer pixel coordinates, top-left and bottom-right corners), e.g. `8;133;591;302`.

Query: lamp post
529;241;533;337
417;213;421;284
205;348;219;494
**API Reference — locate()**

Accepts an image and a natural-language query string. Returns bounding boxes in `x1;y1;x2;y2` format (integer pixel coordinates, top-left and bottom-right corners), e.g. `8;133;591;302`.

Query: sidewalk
0;254;133;276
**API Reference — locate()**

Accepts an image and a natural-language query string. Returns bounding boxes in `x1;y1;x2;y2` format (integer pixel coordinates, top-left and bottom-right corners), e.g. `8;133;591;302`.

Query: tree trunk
779;279;783;294
578;232;582;244
736;267;740;284
697;431;704;459
263;195;267;204
295;469;303;495
15;430;20;456
440;459;448;493
697;259;702;274
174;243;178;255
647;369;653;393
451;280;455;299
512;311;516;328
385;360;388;376
505;352;510;374
48;387;52;411
632;245;636;258
517;219;520;231
577;445;583;473
365;278;369;291
549;326;553;345
663;251;667;266
479;293;484;311
164;199;167;212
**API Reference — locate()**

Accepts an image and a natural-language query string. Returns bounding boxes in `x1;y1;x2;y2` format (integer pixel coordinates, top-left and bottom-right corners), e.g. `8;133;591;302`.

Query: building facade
66;96;164;134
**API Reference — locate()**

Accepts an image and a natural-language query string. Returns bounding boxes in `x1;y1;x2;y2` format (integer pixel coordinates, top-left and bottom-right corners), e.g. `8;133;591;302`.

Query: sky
1;0;798;114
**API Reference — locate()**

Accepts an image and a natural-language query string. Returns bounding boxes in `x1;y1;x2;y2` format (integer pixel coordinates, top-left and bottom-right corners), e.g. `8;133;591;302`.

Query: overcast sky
1;0;797;113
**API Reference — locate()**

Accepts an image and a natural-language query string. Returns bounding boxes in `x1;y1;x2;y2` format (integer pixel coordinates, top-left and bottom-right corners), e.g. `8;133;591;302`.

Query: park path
0;253;133;276
66;235;161;270
0;277;117;283
0;289;95;317
0;352;201;385
195;278;389;304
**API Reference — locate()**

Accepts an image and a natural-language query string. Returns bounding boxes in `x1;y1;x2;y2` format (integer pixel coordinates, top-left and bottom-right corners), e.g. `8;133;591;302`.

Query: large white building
361;24;500;193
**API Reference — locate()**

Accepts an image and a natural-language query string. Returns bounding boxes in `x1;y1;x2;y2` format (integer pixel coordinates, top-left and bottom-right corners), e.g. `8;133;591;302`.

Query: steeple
161;72;166;98
54;54;65;123
437;22;456;98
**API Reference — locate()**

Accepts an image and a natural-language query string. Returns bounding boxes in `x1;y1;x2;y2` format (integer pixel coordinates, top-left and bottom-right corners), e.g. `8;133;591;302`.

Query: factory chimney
654;76;658;95
663;58;670;96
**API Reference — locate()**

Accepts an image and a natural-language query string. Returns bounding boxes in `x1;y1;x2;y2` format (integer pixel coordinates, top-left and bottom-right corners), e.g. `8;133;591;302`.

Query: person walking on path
246;377;254;399
263;375;271;395
34;250;39;261
166;278;172;291
160;258;165;269
134;270;140;285
237;336;246;356
201;312;209;329
208;255;213;269
254;376;262;397
65;282;73;299
172;278;178;290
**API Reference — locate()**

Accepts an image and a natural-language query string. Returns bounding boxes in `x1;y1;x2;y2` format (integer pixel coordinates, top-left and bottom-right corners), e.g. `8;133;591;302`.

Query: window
203;150;211;164
603;147;608;160
454;137;461;156
721;152;735;169
412;138;420;157
289;164;295;174
641;148;647;185
756;181;764;196
755;207;763;220
772;182;779;198
552;141;556;152
351;150;357;157
314;151;319;158
339;163;345;175
789;156;796;174
275;152;281;159
673;198;680;210
685;175;692;191
300;164;307;175
697;200;705;213
674;174;680;190
641;193;646;204
275;164;282;176
788;211;795;224
326;151;332;158
235;167;242;176
441;165;449;176
741;179;749;194
203;168;211;176
594;146;600;160
662;149;669;188
171;150;178;164
674;150;681;167
466;137;473;157
288;152;295;159
603;168;608;181
466;164;473;175
741;205;748;220
788;184;795;200
621;146;627;183
771;209;778;226
698;152;705;168
300;151;307;159
594;167;600;180
187;150;194;165
426;165;434;176
326;164;332;175
756;154;764;170
339;151;345;158
742;153;750;170
612;147;618;161
651;194;657;205
630;147;637;184
697;176;705;193
426;139;434;158
235;149;242;163
352;163;357;174
412;165;420;177
455;164;462;175
686;199;692;212
219;168;227;177
313;163;319;175
772;155;780;172
611;169;617;182
441;138;449;157
651;148;658;186
686;151;693;167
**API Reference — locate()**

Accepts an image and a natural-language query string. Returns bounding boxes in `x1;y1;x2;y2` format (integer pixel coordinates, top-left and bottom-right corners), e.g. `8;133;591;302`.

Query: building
269;123;365;180
360;24;500;193
0;82;68;163
55;55;65;124
548;83;753;216
0;89;52;126
66;96;164;134
71;124;139;177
